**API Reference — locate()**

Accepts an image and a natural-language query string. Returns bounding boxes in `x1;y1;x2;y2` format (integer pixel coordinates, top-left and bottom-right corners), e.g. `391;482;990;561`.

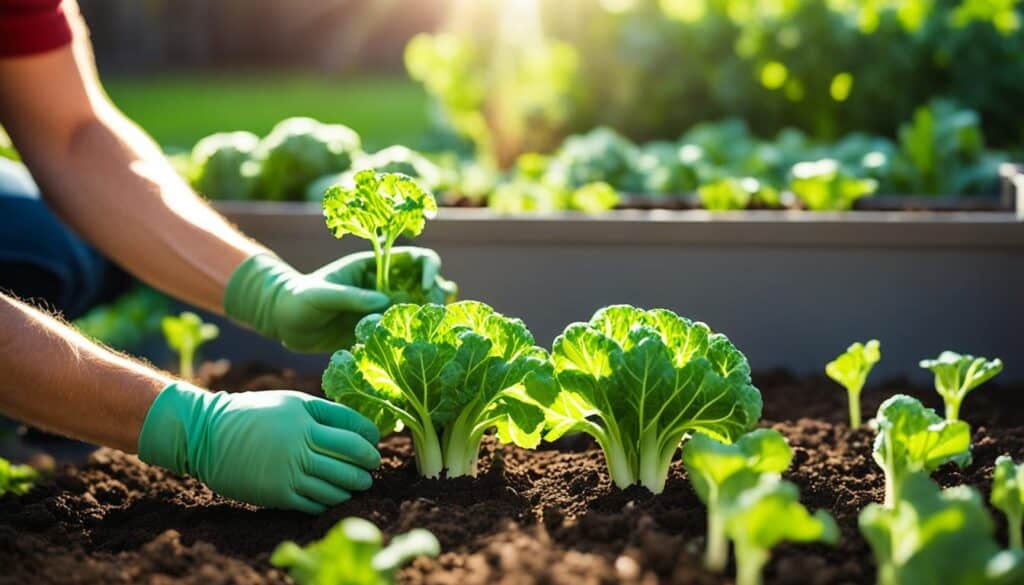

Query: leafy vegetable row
180;97;1013;213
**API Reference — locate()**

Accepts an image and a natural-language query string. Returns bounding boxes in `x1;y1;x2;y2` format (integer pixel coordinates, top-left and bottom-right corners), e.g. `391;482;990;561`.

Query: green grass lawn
103;73;430;150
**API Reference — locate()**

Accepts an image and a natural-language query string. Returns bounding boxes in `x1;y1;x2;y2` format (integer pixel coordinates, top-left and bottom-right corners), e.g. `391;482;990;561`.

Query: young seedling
271;516;440;585
860;472;1024;585
323;301;550;479
526;305;762;493
789;158;877;211
323;170;438;297
825;339;881;428
872;394;971;507
992;455;1024;550
725;476;839;585
919;351;1003;422
682;429;793;572
161;311;219;380
0;457;38;496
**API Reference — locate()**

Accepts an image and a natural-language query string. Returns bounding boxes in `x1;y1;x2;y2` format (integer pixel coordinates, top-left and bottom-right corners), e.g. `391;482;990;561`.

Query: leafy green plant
525;305;762;493
872;395;971;507
919;351;1003;422
569;181;620;213
255;117;361;201
323;170;438;297
190;131;260;200
789;159;877;211
992;455;1024;550
75;286;170;352
697;177;755;211
726;475;839;585
0;457;38;496
825;339;881;427
682;429;793;571
323;301;549;478
271;516;440;585
860;472;1024;585
161;311;219;380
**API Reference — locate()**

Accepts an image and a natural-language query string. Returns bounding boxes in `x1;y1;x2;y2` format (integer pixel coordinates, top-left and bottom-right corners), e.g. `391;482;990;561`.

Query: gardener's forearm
0;35;265;313
0;293;169;452
38;110;266;313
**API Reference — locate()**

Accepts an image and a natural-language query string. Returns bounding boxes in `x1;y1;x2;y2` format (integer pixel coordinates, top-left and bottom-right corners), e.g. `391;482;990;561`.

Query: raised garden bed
216;201;1024;383
2;363;1021;584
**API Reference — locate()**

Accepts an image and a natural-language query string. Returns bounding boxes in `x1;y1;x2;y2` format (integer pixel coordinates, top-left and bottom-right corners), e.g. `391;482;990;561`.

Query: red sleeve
0;0;73;57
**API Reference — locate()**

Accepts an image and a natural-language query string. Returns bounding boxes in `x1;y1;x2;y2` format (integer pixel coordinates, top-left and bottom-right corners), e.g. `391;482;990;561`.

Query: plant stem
371;234;388;293
849;390;861;428
380;237;394;295
410;420;443;479
441;409;482;478
180;343;195;380
735;545;767;585
602;438;636;490
704;506;729;572
945;399;961;422
1011;513;1023;550
884;472;897;508
638;428;666;493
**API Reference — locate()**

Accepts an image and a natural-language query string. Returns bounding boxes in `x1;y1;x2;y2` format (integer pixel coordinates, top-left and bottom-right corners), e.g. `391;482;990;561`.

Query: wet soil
1;367;1022;585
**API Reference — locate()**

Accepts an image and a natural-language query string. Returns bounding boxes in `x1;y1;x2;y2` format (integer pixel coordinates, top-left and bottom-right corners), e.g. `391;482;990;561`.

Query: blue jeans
0;158;130;319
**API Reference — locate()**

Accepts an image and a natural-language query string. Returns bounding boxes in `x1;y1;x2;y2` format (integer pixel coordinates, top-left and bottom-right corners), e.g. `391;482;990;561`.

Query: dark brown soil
2;367;1023;585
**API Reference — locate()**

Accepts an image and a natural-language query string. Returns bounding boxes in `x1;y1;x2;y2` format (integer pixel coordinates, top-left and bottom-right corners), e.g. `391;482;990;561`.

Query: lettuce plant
919;351;1003;422
323;170;438;297
860;472;1024;585
726;476;839;585
271;516;440;585
161;311;219;380
697;177;754;211
789;159;877;211
992;455;1024;550
825;339;880;428
682;429;793;571
255;117;361;201
190;131;260;200
526;305;762;493
0;457;38;496
872;395;971;506
323;301;549;478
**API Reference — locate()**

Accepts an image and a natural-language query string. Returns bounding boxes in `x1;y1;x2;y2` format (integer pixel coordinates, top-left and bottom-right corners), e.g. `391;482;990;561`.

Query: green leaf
872;395;972;506
532;305;762;493
323;302;549;479
698;177;754;211
991;455;1024;550
860;473;1024;585
727;476;838;585
920;351;1003;422
826;339;881;427
271;517;439;585
570;181;619;213
190;131;260;200
161;311;219;379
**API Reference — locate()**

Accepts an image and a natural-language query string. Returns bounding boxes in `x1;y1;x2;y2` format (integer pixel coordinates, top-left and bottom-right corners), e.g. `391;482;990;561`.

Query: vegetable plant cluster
179;95;1012;214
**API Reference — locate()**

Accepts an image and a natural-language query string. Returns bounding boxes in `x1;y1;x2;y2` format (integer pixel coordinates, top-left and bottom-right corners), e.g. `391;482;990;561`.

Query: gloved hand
138;382;381;514
224;247;450;352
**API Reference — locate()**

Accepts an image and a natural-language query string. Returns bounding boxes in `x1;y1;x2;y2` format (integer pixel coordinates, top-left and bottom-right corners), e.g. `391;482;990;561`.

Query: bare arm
0;293;170;452
0;3;265;313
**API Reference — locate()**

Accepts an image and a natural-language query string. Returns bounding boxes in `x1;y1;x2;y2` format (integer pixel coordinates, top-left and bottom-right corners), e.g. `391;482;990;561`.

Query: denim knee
0;158;129;319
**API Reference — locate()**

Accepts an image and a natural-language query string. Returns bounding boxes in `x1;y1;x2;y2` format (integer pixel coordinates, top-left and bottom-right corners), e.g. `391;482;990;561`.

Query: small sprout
682;429;793;572
872;395;971;507
725;476;839;585
271;516;440;585
323;170;438;296
698;177;755;211
0;457;38;496
860;472;1024;585
161;311;219;380
992;456;1024;550
825;339;880;427
919;351;1003;422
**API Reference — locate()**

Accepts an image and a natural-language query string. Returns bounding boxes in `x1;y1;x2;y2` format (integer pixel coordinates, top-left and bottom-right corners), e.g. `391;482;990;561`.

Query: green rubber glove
224;247;448;352
138;382;381;514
